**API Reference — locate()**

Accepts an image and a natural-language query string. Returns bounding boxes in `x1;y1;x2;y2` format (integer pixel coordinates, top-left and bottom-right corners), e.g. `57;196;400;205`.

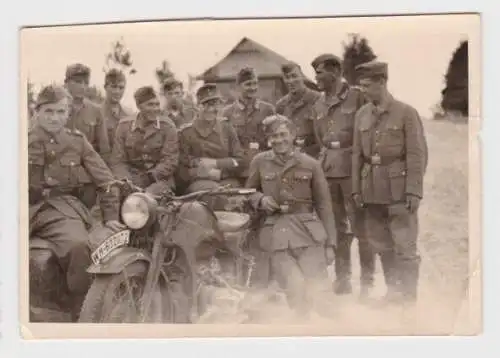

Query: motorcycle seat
214;211;250;233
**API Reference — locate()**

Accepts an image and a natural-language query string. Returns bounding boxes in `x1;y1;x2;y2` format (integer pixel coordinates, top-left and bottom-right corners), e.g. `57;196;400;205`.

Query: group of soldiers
28;52;427;321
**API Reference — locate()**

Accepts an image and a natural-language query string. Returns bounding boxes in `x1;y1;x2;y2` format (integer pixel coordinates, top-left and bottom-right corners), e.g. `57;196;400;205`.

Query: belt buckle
371;154;381;165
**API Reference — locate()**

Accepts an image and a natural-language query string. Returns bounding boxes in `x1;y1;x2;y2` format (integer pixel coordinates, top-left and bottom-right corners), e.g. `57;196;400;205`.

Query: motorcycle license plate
91;230;131;265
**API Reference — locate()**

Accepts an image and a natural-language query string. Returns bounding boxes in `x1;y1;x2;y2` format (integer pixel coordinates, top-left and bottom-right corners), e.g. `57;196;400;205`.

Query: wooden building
196;37;318;105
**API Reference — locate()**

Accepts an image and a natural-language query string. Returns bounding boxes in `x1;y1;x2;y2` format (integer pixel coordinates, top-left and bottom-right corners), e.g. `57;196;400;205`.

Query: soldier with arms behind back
352;61;427;308
245;114;336;314
110;86;179;196
311;53;375;298
29;85;123;321
221;67;275;185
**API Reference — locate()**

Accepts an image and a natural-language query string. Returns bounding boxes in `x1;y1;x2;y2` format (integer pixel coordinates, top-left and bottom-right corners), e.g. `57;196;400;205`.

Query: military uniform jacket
67;98;111;163
178;116;245;185
352;94;427;205
163;104;197;129
110;113;179;186
100;100;134;151
245;149;337;251
221;98;275;177
312;84;367;178
276;88;322;157
28;126;120;225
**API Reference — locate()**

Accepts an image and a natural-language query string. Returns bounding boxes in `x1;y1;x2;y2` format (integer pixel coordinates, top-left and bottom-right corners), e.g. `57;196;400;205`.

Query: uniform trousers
328;177;375;287
364;203;421;301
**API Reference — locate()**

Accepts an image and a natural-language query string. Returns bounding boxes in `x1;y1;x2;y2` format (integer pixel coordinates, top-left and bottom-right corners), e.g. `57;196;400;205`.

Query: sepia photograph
19;13;481;339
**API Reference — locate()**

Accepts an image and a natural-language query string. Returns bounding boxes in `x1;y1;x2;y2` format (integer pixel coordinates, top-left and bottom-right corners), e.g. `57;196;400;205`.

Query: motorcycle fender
87;247;152;275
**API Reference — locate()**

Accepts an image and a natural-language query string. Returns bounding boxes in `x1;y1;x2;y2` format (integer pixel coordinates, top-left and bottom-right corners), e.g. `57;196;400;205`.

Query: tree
341;33;377;85
103;37;137;75
440;40;468;117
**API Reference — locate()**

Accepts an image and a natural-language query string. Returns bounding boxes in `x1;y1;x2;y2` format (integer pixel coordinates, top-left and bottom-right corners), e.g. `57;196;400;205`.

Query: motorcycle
78;180;258;323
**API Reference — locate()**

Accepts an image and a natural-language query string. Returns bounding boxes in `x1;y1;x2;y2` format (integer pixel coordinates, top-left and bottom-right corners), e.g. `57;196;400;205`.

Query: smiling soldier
276;62;321;158
245;114;337;315
221;67;275;185
110;86;179;196
29;85;122;321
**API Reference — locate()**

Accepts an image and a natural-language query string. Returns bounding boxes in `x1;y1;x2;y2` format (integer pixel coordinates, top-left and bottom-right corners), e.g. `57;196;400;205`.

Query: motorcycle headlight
120;193;157;229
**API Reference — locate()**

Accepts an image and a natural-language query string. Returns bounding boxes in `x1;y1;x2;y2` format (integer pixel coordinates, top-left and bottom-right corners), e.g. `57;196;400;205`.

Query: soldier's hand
325;246;336;265
105;220;126;233
199;158;218;170
353;193;365;209
406;194;421;213
260;196;280;214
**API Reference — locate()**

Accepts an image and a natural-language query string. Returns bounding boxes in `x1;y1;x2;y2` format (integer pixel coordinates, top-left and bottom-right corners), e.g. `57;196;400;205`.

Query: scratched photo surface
19;13;481;338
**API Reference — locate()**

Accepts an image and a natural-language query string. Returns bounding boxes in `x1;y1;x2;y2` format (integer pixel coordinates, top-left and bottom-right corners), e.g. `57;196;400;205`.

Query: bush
342;33;377;85
440;40;468;117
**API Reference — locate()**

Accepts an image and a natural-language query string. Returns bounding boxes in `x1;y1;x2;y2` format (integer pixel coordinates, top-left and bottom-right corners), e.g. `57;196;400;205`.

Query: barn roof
196;37;293;82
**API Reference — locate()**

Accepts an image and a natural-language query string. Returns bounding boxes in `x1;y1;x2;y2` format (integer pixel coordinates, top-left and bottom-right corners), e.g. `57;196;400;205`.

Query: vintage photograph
19;13;480;338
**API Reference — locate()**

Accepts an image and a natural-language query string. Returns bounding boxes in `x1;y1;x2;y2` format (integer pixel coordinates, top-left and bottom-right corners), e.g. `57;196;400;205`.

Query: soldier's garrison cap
162;77;183;92
65;63;91;80
196;83;221;104
281;61;302;75
311;53;342;70
35;85;72;109
236;67;258;84
104;68;126;86
134;86;157;106
355;60;388;80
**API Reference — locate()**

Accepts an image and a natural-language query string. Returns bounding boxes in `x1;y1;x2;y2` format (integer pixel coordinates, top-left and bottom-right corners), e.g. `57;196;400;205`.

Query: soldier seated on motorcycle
177;83;245;210
29;85;123;321
245;114;337;315
109;86;179;196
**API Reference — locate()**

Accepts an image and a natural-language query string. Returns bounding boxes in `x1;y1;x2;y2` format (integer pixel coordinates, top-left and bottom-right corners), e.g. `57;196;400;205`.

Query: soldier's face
269;124;295;155
358;77;384;102
314;64;339;91
165;86;183;108
139;97;161;117
66;76;89;99
283;67;306;93
200;99;220;121
240;79;258;99
36;98;70;133
105;80;126;103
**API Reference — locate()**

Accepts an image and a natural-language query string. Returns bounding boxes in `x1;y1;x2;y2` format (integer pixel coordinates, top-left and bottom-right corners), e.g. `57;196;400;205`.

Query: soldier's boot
379;251;404;306
333;233;353;295
358;235;376;302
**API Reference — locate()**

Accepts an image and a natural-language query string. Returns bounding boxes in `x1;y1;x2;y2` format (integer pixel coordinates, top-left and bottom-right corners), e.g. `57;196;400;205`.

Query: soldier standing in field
245;114;336;315
29;85;123;321
177;83;244;209
276;62;322;158
221;67;275;186
101;69;134;150
310;54;376;298
161;78;197;128
109;86;179;196
351;60;427;307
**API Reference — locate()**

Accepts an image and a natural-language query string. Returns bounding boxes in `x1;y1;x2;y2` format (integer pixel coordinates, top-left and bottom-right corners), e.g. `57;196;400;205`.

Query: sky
20;14;478;118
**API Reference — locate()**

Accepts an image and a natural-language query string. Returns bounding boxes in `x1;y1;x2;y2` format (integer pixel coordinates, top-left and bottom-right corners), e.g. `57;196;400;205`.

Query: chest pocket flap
293;170;312;182
60;154;81;167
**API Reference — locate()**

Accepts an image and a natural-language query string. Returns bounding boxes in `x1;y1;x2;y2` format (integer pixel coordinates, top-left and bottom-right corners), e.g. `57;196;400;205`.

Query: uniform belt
363;154;404;166
279;202;313;214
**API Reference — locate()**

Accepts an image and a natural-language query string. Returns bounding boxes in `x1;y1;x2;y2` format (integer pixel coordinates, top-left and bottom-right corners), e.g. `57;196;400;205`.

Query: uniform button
50;139;54;143
50;151;55;156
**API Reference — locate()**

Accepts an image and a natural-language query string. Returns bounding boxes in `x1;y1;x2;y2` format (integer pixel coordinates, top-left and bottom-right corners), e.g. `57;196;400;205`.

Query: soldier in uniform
110;86;179;195
161;78;197;128
64;63;111;210
221;67;275;186
29;85;122;320
178;83;244;208
310;54;376;297
276;62;322;158
245;114;336;314
351;61;427;306
101;69;134;150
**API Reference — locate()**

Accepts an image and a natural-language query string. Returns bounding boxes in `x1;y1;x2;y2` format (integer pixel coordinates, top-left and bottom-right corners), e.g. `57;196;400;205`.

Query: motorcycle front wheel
78;261;172;323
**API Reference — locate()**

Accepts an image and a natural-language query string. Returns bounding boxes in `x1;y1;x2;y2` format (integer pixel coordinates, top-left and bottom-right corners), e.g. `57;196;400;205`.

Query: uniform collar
236;98;260;111
372;93;394;115
30;125;69;144
130;112;160;131
192;115;222;137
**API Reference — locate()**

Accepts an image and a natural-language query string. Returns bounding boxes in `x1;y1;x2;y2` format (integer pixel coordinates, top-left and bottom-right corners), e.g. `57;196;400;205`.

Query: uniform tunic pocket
60;154;83;186
388;161;407;202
